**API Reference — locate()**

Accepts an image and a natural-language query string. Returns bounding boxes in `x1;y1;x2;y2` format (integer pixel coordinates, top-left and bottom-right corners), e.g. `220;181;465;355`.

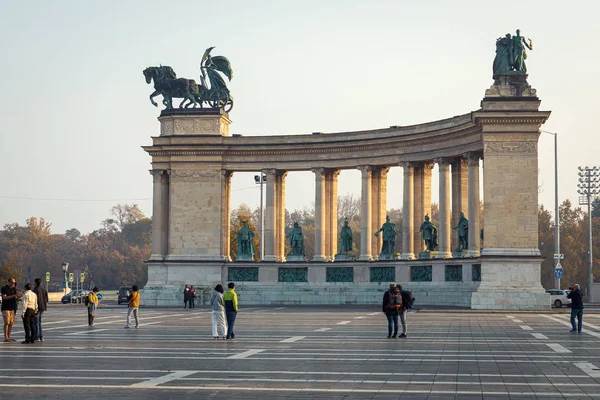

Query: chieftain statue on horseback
143;46;234;112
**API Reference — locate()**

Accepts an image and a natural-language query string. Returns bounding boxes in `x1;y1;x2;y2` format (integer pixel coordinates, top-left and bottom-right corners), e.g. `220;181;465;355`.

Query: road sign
553;254;564;260
68;272;74;283
97;293;103;301
554;263;564;279
45;272;50;282
80;272;85;283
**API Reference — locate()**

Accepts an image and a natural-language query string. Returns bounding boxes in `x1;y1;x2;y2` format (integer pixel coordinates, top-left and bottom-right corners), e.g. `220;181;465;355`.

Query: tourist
124;285;140;329
1;278;19;342
223;282;238;340
183;284;191;308
87;287;100;327
567;284;584;333
211;284;227;339
189;286;196;308
20;283;38;344
32;278;48;342
382;283;401;338
398;284;409;338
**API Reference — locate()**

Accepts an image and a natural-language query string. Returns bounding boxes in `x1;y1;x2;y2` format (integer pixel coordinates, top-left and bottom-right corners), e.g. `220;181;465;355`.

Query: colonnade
256;152;482;262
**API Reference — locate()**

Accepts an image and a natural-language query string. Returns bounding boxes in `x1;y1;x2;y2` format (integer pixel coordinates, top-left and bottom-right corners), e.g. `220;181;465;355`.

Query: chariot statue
143;46;234;112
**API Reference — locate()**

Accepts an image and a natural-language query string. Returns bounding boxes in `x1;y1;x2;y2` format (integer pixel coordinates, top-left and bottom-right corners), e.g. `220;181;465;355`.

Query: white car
546;289;571;308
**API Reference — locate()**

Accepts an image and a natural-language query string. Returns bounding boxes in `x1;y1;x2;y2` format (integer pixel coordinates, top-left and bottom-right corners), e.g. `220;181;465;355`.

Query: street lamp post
542;131;561;289
61;262;69;297
577;166;599;302
254;174;266;261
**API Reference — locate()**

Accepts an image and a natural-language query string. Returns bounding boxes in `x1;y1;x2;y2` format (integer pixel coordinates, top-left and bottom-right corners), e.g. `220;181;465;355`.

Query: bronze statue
374;216;397;255
339;219;353;253
236;221;255;259
143;47;234;111
492;30;533;76
452;212;469;252
419;214;438;252
288;222;305;256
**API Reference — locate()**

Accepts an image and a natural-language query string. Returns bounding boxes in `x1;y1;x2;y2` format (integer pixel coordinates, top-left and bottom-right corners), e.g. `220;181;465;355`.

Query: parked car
117;286;131;305
61;290;89;304
546;289;571;308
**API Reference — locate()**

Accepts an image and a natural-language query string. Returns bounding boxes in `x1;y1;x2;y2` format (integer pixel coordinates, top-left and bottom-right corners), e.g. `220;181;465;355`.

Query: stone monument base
470;256;549;310
378;253;400;261
235;254;254;262
334;254;354;261
419;251;434;260
286;255;306;262
452;250;468;258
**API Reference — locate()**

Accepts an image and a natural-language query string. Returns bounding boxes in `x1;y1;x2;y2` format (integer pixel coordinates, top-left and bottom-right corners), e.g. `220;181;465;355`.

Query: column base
311;255;328;262
358;254;373;261
467;250;480;257
400;253;415;260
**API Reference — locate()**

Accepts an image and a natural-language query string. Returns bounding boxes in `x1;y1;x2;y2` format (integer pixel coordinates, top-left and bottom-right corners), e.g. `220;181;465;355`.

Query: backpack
387;291;401;310
84;295;90;306
400;290;415;309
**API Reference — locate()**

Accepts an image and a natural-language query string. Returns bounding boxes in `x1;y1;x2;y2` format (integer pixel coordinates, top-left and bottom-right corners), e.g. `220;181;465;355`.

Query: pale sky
1;1;599;234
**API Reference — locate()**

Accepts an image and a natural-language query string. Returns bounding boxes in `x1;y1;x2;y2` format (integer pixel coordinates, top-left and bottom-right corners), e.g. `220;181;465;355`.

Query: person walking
32;278;48;342
20;283;38;344
87;287;100;327
124;285;140;329
567;284;584;333
183;284;190;308
211;284;227;339
189;286;196;309
382;283;401;338
1;278;20;343
223;282;238;340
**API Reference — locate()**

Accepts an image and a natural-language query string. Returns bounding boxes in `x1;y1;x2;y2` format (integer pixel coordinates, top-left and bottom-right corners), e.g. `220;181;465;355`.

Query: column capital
221;169;234;179
357;165;373;173
276;170;288;180
399;161;415;170
433;158;451;166
263;169;277;179
423;162;435;171
311;167;326;175
463;152;481;166
149;169;166;183
375;166;391;177
328;169;341;178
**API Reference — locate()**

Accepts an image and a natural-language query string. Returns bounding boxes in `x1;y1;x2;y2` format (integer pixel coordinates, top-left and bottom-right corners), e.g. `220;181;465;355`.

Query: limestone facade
143;79;551;310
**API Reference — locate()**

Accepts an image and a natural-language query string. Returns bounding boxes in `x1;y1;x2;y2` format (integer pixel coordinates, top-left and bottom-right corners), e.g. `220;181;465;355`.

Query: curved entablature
145;111;486;171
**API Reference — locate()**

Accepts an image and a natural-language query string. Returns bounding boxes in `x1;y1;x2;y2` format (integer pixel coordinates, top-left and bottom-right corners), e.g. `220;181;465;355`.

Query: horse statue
143;66;203;109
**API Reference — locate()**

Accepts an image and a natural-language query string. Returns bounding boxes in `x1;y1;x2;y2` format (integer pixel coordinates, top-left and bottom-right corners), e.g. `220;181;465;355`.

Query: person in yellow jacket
87;287;100;327
223;282;238;340
125;285;140;329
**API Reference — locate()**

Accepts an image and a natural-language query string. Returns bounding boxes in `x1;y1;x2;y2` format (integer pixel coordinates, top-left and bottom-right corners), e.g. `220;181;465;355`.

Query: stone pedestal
287;255;307;262
158;108;231;136
471;74;551;310
334;254;354;262
235;255;254;262
419;251;432;260
378;253;400;261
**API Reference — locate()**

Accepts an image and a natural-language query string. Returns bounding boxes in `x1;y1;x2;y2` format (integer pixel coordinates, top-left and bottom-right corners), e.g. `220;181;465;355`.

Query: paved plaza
1;303;600;399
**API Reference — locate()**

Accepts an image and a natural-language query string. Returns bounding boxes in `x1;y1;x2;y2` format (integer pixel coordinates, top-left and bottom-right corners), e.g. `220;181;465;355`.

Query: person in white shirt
21;283;38;344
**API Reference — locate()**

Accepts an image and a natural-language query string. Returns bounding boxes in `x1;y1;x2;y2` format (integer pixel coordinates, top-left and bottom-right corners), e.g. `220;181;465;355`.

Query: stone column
400;163;415;260
413;163;433;254
371;167;390;258
435;159;451;258
312;168;327;262
160;172;169;257
276;171;288;262
358;166;373;261
263;169;278;262
150;170;166;260
325;170;340;261
451;158;469;251
221;170;233;261
466;153;481;257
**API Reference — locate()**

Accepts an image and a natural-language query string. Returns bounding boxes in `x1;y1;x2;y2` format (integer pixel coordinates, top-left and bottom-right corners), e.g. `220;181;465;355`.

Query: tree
0;260;23;285
592;198;600;218
103;204;146;231
64;228;82;241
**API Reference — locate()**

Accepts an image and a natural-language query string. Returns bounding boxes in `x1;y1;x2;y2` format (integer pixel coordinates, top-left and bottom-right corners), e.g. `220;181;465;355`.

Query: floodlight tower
577;166;600;302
